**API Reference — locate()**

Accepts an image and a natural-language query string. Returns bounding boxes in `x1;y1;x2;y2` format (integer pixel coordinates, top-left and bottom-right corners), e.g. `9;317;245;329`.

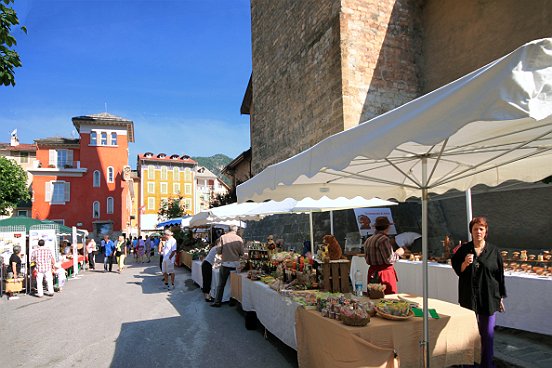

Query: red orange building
29;113;134;237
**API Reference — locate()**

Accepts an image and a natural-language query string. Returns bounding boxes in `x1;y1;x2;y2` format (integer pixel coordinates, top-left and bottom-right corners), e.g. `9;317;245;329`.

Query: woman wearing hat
363;216;404;294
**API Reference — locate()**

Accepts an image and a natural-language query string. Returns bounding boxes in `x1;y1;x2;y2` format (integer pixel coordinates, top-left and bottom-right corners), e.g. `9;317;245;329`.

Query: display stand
321;259;351;293
0;225;28;298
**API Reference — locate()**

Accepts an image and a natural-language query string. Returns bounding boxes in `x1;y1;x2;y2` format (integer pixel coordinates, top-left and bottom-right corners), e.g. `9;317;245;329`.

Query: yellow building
137;152;197;232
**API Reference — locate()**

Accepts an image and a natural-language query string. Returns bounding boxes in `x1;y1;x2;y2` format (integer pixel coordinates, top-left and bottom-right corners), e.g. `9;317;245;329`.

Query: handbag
115;250;122;257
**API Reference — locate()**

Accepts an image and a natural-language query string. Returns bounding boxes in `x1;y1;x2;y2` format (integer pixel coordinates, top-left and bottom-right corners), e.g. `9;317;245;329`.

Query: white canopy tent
189;202;263;227
237;38;552;366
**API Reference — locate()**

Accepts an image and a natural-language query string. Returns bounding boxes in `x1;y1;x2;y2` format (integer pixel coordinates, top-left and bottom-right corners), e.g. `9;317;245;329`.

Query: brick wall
421;0;552;92
340;0;422;126
250;0;422;174
250;0;343;175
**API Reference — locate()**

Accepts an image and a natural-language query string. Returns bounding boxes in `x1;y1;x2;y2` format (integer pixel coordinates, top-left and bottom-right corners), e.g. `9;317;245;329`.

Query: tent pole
309;212;314;254
422;159;430;368
330;210;334;235
466;189;473;241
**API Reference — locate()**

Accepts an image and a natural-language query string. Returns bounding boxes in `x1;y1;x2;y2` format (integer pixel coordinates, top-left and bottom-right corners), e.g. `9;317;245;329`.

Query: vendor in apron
364;216;405;294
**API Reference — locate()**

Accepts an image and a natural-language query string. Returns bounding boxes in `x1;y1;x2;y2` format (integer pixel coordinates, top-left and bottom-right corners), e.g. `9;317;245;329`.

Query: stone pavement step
494;326;552;368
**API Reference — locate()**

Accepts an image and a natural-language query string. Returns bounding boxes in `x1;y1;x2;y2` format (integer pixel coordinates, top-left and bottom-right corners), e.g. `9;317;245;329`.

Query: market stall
0;224;28;298
232;271;481;366
296;295;480;368
237;38;552;363
392;259;552;336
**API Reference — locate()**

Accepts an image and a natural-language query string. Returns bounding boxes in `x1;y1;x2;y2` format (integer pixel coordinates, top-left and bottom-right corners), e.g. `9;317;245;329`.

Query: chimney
10;129;19;146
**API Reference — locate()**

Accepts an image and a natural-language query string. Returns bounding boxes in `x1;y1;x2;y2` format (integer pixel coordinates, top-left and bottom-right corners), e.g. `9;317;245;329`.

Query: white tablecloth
239;273;298;349
190;260;232;302
394;260;552;336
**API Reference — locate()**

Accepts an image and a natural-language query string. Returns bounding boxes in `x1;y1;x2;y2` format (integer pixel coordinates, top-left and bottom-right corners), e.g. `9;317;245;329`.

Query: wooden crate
230;272;242;303
180;251;193;269
3;279;24;293
321;260;351;293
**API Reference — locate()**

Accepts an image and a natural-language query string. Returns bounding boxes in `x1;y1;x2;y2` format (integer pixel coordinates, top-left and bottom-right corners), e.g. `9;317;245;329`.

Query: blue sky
0;0;252;167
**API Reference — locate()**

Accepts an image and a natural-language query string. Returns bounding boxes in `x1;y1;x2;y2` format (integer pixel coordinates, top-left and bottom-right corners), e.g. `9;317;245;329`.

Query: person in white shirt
201;245;220;302
161;229;177;290
391;232;422;253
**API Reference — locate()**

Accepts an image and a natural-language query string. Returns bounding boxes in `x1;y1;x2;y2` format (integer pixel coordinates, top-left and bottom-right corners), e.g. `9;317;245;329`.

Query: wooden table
295;294;481;368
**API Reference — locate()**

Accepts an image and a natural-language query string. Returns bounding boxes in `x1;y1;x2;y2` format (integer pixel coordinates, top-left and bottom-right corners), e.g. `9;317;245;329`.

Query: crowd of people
83;233;162;274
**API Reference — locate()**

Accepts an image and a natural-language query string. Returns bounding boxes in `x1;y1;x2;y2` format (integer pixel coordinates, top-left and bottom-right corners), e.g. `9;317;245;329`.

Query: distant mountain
192;154;232;184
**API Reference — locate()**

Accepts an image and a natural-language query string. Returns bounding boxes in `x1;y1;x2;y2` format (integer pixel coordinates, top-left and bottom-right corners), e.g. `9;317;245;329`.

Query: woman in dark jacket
452;217;506;368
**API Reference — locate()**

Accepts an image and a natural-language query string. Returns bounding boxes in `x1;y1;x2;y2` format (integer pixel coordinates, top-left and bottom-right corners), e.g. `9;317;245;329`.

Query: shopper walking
115;235;126;272
161;230;177;289
31;239;56;297
102;235;116;272
86;237;96;270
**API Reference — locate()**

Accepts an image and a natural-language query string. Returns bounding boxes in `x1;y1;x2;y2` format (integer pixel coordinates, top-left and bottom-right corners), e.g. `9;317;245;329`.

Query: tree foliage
1;0;26;86
157;196;186;221
0;156;30;215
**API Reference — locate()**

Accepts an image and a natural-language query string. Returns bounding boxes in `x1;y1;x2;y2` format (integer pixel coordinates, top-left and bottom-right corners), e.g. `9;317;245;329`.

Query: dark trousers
201;260;213;294
477;313;496;368
88;252;95;269
104;254;114;271
214;266;234;303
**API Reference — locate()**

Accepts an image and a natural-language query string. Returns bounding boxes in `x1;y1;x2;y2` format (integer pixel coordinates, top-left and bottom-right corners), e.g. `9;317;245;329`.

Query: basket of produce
367;283;386;299
375;300;413;321
340;304;370;326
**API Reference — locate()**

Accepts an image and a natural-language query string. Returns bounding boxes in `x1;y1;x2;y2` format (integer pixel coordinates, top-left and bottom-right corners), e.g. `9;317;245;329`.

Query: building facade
29;113;134;237
195;166;230;212
0;131;37;218
242;0;552;249
248;0;552;174
137;152;197;232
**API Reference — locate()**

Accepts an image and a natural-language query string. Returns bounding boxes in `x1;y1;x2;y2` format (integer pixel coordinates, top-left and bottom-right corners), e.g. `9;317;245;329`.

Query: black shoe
205;297;214;303
210;302;221;308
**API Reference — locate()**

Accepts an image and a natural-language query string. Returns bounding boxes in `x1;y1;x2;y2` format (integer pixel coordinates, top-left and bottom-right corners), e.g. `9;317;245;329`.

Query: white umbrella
237;38;552;366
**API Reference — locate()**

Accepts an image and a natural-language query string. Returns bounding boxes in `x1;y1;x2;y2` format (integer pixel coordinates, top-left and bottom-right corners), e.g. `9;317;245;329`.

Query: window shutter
67;150;73;166
45;181;52;202
65;182;70;202
49;150;55;166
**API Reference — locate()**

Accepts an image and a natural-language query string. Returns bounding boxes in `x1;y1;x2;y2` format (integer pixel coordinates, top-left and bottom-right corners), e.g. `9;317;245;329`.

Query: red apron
368;264;398;294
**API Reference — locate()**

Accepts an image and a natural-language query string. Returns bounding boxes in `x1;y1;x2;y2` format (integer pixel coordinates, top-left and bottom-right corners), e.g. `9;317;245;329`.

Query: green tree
1;0;26;86
0;156;30;215
157;196;186;221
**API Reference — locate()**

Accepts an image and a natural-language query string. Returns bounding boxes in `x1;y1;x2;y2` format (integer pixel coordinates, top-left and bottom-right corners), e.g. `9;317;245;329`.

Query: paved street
0;257;298;368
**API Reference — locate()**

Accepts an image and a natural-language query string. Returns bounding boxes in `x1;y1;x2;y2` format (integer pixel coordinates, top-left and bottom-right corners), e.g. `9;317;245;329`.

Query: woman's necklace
474;241;486;257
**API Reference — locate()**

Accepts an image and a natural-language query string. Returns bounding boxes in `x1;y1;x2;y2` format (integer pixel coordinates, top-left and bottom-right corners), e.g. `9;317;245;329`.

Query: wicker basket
368;289;385;299
341;314;370;326
375;307;414;321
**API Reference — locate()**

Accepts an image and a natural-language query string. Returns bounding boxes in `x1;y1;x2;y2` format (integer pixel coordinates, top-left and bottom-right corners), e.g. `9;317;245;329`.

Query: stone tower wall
250;0;344;175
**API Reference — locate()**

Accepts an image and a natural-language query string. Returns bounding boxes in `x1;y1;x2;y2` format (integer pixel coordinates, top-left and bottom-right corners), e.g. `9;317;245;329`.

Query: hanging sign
353;208;397;238
0;231;27;265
